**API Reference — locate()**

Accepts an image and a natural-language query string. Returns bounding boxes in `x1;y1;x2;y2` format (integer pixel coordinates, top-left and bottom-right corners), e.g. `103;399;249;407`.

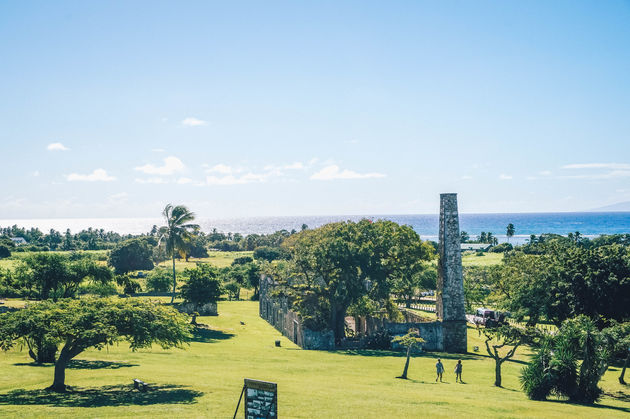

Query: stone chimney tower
436;193;467;353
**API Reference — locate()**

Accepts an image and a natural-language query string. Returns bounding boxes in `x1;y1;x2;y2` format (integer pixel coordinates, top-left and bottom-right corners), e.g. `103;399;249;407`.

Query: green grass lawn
462;252;504;267
0;301;627;418
156;250;254;271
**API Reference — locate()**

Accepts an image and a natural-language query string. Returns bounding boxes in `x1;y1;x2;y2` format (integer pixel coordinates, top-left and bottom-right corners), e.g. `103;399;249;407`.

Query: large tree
180;264;223;324
497;242;630;328
158;204;199;303
279;220;433;344
108;238;154;274
0;298;192;392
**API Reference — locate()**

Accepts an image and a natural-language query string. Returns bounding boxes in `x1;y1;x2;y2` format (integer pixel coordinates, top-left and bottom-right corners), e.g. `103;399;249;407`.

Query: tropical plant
506;223;515;242
157;204;199;303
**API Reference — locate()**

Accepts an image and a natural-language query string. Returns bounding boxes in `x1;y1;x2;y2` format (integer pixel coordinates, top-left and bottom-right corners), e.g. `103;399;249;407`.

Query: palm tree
506;223;515;243
158;204;199;303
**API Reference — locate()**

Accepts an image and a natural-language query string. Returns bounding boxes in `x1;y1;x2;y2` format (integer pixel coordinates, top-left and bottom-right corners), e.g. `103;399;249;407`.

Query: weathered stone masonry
436;193;468;353
259;277;335;350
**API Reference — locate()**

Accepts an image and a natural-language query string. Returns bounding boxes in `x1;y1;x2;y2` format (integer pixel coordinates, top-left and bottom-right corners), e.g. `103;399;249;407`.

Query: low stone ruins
259;193;468;353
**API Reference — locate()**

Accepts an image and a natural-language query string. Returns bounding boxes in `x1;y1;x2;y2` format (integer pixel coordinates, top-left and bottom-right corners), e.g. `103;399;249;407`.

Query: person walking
435;358;444;382
454;359;463;383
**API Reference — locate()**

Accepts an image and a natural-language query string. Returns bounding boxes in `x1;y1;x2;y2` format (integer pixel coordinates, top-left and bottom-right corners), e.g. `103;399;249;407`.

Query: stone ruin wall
258;193;468;353
259;276;335;350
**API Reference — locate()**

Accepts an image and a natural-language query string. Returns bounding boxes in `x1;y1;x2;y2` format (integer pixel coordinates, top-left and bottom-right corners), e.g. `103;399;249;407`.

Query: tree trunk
49;353;70;392
28;338;57;364
170;255;177;304
331;306;347;345
494;360;502;387
400;346;411;379
620;354;629;385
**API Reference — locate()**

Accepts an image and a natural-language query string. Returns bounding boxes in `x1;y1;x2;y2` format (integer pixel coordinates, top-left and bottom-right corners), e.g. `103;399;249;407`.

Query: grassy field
156;251;253;271
461;252;504;267
0;301;628;418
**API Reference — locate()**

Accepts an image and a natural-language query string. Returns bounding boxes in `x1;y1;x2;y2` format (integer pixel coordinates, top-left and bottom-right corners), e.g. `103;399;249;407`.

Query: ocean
1;212;630;245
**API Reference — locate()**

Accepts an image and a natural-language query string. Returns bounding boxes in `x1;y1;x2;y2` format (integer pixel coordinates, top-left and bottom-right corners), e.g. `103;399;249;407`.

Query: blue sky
1;1;629;219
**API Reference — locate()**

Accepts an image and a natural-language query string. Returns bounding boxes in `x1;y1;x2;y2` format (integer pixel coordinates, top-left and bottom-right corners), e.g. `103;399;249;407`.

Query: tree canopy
0;298;192;392
108;238;154;274
275;219;433;343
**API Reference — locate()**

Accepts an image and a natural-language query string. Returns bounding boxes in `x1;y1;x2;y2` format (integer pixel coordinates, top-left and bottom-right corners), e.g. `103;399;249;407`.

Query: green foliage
253;246;290;262
392;327;425;349
108;238;154;274
463;265;502;312
499;242;630;327
490;242;513;253
231;256;254;266
180;264;222;307
158;204;199;303
276;220;433;343
482;324;534;387
521;316;617;403
115;274;142;295
0;244;11;259
13;253;114;301
146;268;173;293
0;297;192;391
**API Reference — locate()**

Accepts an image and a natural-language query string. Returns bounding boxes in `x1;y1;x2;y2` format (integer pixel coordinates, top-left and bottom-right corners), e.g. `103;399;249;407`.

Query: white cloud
134;156;185;175
461;175;472;180
152;148;165;153
562;163;630;170
177;177;193;184
310;165;386;181
134;177;168;184
560;170;630;180
181;117;207;127
206;164;236;174
206;172;268;185
66;169;116;182
109;192;128;201
283;162;304;170
32;171;40;177
539;170;552;176
47;142;69;151
499;174;513;180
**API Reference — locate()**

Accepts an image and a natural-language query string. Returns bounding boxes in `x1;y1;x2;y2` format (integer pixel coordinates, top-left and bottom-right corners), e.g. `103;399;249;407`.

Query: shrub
146;268;172;293
253;246;290;262
0;245;10;259
490;243;513;253
232;256;254;266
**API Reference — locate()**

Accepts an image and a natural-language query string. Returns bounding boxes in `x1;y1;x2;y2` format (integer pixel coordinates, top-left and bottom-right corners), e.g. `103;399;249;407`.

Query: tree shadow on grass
13;360;139;370
191;326;235;343
547;399;630;414
335;349;481;361
0;384;203;408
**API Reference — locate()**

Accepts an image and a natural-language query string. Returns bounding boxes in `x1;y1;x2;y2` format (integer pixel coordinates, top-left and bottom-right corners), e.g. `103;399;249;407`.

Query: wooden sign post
234;378;277;419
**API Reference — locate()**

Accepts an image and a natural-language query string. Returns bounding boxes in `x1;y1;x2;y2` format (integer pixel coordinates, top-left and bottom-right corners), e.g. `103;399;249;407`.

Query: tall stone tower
436;193;467;353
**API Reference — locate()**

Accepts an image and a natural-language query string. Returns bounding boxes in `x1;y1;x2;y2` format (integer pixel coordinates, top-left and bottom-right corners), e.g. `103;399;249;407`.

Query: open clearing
0;300;628;418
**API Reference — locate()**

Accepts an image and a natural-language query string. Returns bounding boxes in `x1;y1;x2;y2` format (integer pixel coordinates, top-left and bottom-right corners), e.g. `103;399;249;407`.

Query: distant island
591;201;630;212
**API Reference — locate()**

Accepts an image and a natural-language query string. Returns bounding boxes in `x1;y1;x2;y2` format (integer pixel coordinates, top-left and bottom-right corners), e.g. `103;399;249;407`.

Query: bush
116;274;142;295
253;246;290;262
146;268;172;293
0;245;11;259
232;256;254;266
490;243;513;253
78;281;118;297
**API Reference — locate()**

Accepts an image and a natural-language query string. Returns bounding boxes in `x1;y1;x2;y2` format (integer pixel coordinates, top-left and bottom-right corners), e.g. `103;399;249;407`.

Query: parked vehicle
473;308;508;327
